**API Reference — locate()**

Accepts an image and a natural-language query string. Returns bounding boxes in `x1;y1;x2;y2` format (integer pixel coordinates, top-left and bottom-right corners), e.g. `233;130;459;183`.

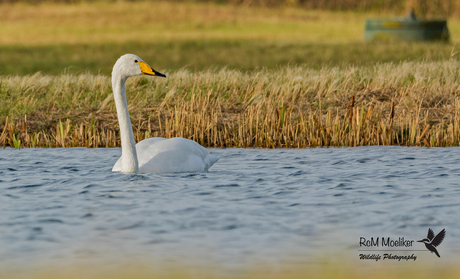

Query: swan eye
134;60;138;63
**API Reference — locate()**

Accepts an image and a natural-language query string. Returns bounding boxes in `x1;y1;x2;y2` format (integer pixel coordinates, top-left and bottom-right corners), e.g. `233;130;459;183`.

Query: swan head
112;54;166;79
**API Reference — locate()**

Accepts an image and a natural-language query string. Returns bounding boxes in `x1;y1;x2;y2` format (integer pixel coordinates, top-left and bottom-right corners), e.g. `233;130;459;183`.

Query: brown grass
2;59;460;148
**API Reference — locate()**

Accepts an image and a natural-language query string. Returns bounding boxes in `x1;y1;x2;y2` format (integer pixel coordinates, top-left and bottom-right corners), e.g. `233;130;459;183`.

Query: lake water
1;147;460;270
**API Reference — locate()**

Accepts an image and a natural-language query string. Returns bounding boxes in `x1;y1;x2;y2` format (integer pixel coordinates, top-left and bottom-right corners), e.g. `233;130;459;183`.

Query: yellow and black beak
139;61;166;77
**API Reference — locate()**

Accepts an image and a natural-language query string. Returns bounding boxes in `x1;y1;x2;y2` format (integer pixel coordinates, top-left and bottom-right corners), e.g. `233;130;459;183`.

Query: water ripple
1;146;460;267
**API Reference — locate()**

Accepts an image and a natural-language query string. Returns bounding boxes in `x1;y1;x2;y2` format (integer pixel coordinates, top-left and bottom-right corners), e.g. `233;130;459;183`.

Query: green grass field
1;1;460;75
0;2;372;45
1;40;458;75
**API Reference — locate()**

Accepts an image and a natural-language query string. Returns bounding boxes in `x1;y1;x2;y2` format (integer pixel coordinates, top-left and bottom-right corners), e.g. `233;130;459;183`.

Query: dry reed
2;60;460;149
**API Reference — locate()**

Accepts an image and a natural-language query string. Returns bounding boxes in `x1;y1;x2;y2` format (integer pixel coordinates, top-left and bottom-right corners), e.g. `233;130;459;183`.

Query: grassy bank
2;60;460;148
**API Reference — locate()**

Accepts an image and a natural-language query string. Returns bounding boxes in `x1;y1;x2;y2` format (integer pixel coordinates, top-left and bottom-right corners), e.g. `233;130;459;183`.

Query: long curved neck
112;72;139;173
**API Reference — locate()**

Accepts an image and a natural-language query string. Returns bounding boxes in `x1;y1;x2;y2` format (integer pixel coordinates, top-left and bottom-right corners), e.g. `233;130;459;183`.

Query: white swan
111;54;219;173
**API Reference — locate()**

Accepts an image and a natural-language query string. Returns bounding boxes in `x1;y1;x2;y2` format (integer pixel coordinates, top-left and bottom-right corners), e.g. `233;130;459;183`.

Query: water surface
1;147;460;269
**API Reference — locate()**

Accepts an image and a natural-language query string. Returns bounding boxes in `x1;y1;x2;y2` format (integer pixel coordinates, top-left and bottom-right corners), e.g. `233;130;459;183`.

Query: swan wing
138;137;219;173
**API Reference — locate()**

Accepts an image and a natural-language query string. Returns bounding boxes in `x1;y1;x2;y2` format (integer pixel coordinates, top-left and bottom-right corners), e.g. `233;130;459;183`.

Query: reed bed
2;60;460;148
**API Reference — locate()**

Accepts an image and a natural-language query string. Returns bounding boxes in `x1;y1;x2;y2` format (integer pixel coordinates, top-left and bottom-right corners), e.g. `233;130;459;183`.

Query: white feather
112;137;219;173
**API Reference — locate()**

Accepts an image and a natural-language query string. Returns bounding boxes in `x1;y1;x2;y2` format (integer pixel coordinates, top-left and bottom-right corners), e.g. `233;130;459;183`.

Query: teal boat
365;18;449;41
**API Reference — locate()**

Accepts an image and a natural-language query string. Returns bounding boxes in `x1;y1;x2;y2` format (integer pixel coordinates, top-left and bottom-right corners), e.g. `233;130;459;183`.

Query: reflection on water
1;147;460;268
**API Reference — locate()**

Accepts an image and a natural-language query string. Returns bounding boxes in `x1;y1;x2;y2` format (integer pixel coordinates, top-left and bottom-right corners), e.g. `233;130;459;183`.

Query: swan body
112;137;219;173
111;54;219;173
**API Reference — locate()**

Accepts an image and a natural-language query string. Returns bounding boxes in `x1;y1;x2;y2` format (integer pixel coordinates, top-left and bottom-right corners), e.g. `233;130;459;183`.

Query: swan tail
205;155;220;171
